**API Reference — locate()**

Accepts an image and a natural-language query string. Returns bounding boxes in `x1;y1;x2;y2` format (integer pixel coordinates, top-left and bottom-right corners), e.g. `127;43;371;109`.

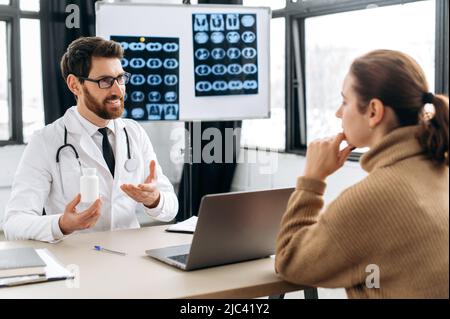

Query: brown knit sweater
275;126;449;298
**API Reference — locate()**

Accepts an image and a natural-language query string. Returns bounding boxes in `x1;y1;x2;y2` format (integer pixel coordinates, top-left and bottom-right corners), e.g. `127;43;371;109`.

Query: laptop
145;187;294;271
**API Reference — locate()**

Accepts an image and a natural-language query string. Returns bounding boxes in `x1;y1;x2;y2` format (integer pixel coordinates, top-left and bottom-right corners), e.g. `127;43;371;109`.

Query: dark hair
350;49;449;166
60;37;124;82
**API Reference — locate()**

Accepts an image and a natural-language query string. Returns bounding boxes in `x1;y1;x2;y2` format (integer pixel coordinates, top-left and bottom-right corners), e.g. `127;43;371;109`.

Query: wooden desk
0;226;311;299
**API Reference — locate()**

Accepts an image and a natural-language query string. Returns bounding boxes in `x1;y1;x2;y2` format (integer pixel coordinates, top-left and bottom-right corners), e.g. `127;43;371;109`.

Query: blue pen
94;245;127;256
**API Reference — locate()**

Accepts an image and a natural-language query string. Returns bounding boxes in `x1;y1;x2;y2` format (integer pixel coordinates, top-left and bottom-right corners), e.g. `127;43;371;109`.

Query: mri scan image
242;47;257;59
146;42;163;52
226;14;240;31
129;42;146;51
195;64;212;76
164;75;178;86
131;91;145;103
228;80;243;91
243;63;257;75
226;32;240;44
210;14;225;32
211;32;225;44
227;48;241;60
130;74;145;86
148;74;163;86
192;13;259;96
146;104;162;120
195;48;210;61
148;91;161;102
163;58;179;69
196;81;212;92
111;35;180;121
212;64;227;76
212;81;228;91
130;58;146;69
243;80;258;90
131;107;145;119
227;64;242;75
241;31;256;44
164;104;179;120
211;48;226;60
147;58;163;69
163;42;179;53
165;91;177;102
194;14;209;32
241;15;255;28
195;32;209;44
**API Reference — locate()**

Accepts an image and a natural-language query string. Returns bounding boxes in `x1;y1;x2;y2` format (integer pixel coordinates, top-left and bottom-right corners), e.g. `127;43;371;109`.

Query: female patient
276;50;449;298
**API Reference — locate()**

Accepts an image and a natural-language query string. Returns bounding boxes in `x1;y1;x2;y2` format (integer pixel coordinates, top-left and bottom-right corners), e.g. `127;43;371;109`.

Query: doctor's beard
82;86;124;120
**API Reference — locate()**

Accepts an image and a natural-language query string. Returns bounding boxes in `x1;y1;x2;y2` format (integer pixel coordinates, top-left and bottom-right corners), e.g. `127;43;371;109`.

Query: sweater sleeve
275;177;366;288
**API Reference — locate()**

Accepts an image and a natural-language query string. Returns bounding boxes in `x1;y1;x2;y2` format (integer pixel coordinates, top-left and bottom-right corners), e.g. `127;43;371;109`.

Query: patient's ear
367;98;385;129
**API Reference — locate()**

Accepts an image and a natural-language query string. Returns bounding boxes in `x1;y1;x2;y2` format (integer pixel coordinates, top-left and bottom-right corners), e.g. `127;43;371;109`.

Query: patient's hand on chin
303;133;355;181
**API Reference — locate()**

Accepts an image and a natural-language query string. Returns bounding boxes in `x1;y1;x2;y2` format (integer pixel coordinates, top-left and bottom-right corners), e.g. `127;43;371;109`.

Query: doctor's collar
74;107;116;137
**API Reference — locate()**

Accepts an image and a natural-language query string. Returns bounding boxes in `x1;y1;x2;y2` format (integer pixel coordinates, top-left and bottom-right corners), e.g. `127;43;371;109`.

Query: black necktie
98;128;115;177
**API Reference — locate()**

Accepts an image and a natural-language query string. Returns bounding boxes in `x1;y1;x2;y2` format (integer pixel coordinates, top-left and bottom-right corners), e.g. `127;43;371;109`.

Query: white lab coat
3;106;178;242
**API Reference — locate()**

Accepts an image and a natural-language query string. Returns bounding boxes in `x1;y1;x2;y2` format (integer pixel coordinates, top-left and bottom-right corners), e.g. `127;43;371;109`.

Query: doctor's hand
303;133;355;182
58;194;102;235
120;160;161;209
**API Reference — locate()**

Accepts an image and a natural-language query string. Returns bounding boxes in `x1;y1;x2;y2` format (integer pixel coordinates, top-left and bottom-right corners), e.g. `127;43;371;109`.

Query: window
285;0;447;156
0;0;44;145
20;18;44;143
304;1;436;145
241;0;287;150
243;0;285;10
19;0;39;11
0;21;9;140
241;17;286;150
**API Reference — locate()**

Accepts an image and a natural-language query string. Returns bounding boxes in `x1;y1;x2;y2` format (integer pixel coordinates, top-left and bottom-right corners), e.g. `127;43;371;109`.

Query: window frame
281;0;449;160
0;0;40;146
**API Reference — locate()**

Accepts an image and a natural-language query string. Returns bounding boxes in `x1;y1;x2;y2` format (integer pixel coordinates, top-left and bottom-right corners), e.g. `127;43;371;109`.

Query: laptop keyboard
168;254;189;264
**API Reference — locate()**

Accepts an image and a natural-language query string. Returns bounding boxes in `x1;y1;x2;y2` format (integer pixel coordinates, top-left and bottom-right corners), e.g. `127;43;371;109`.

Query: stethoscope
56;126;138;197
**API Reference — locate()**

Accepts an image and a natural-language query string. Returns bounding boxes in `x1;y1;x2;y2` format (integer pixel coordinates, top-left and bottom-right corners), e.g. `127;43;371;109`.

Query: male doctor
3;37;178;242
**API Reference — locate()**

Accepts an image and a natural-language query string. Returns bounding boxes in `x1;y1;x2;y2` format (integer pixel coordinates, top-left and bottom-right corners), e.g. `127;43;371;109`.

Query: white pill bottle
80;168;99;209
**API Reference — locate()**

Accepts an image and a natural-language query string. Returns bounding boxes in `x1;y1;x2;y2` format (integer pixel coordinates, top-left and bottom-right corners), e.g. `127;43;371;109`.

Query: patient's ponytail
417;93;449;166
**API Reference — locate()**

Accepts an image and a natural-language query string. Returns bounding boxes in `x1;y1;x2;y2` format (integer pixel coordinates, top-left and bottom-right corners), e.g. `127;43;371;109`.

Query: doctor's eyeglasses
78;72;131;89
